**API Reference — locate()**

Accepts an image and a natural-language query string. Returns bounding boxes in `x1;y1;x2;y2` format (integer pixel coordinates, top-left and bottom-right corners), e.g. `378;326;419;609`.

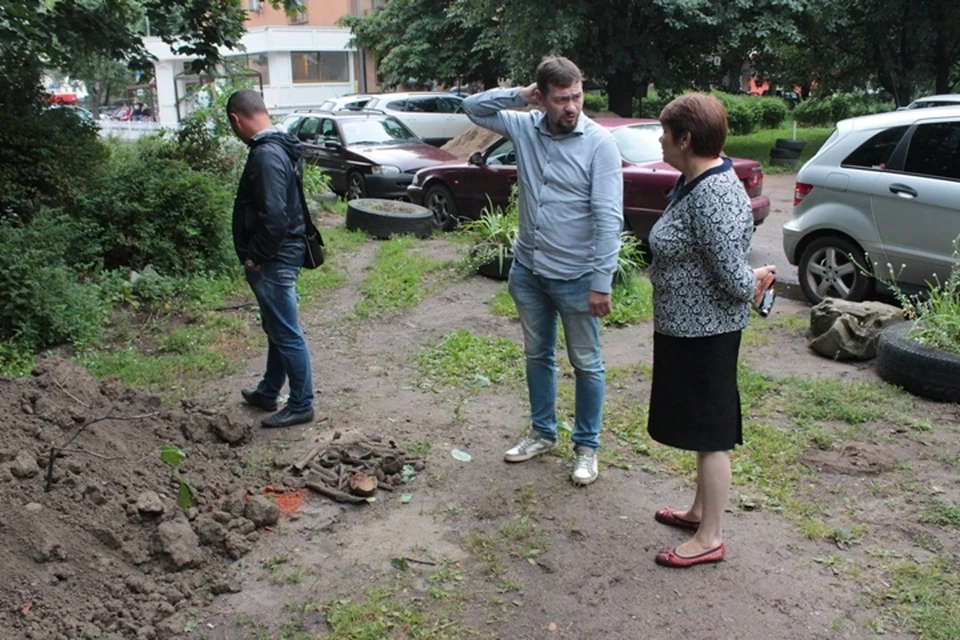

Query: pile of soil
0;358;274;640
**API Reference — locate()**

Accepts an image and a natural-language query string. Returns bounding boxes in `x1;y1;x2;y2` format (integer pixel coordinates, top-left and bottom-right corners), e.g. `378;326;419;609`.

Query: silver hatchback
783;106;960;304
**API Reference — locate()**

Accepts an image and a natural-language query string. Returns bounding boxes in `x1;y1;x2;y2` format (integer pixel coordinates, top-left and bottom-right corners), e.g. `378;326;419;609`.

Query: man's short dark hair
536;57;582;97
226;89;268;117
659;93;728;158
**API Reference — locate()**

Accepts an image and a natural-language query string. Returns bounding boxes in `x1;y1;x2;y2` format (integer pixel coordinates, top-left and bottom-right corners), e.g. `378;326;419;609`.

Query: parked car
285;110;457;200
407;118;770;236
782;106;960;304
318;95;373;112
361;92;472;146
900;94;960;110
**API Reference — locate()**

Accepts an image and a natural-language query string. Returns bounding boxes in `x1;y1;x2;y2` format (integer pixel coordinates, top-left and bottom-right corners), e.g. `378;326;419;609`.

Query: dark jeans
245;259;314;412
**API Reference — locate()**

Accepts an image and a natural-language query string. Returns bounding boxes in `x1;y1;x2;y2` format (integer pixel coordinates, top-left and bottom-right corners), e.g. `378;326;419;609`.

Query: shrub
0;213;106;350
634;91;673;119
0;107;106;223
756;98;789;129
78;138;235;276
793;99;833;126
583;92;609;113
793;92;896;126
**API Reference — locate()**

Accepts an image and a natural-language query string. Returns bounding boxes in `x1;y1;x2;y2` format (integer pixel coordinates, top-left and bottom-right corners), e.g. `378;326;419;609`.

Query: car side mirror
323;139;342;149
468;151;484;166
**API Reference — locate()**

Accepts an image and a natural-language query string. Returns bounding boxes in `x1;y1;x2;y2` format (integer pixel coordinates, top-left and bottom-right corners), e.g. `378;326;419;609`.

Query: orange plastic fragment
261;487;307;517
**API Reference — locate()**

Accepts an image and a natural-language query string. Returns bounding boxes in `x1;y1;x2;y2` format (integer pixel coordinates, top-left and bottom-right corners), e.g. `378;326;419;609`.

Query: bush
583;92;609;113
0;107;106;223
634;91;673;119
756;98;789;129
0;212;106;350
77;138;235;276
793;92;896;126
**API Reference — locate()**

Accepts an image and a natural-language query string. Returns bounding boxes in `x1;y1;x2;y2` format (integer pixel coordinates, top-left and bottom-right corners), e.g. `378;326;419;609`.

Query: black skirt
647;330;743;452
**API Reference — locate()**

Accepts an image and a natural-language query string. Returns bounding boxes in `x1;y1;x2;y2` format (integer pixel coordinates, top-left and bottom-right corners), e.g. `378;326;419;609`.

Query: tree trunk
933;32;950;95
606;71;636;118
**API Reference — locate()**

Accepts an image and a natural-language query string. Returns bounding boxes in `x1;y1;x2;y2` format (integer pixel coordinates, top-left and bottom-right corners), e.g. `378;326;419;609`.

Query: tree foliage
338;0;506;89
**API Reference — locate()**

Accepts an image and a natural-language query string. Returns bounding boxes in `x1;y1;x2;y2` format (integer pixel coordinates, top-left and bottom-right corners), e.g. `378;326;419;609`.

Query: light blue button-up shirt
463;88;623;293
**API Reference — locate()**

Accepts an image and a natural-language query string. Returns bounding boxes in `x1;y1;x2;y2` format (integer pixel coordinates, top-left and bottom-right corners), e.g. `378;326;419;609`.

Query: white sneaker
504;434;556;462
571;446;598;485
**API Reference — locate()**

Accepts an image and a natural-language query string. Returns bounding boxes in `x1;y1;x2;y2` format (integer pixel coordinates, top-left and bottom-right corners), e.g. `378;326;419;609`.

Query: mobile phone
753;278;776;317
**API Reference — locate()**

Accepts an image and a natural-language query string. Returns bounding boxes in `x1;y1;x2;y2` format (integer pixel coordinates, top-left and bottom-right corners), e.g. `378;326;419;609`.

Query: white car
362;92;471;146
901;94;960;110
318;95;373;112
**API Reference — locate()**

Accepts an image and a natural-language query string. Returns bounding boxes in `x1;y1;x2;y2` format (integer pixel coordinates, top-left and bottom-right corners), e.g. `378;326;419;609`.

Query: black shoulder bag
294;165;325;269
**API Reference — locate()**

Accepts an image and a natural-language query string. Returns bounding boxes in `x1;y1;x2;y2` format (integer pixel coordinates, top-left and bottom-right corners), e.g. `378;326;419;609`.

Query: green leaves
159;444;187;469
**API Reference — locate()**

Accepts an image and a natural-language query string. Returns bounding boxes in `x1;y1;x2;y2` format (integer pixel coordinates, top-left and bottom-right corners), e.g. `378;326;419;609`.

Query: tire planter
770;147;801;159
345;199;434;239
876;321;960;402
477;254;513;280
775;138;807;152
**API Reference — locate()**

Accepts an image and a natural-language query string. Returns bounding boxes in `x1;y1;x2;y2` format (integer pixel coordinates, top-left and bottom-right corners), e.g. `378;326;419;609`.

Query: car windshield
340;117;419;145
611;124;664;163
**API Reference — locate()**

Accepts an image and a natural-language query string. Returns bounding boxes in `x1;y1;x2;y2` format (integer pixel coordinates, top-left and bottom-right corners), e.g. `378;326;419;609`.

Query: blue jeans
507;262;605;450
245;259;314;412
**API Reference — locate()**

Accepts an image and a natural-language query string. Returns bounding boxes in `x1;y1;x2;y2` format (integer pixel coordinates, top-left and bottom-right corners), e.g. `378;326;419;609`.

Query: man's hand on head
519;83;539;106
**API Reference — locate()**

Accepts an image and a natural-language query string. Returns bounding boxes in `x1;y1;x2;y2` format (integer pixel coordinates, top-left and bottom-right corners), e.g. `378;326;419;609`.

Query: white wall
144;27;356;123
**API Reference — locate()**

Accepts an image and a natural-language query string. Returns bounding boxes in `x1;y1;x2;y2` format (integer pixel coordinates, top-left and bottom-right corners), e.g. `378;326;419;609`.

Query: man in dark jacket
227;89;314;429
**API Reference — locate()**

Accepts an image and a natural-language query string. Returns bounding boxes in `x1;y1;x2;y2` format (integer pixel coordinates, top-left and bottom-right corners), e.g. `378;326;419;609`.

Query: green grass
322;586;461;640
921;500;960;529
355;236;445;318
486;272;653;327
780;375;916;427
874;556;960;640
724;125;833;173
417;329;524;389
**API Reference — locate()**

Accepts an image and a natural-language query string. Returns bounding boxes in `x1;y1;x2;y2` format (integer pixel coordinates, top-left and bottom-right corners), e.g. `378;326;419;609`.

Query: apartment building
143;0;385;123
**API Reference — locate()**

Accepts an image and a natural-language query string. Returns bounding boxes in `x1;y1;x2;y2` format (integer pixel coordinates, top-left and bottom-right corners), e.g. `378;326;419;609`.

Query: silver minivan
783;106;960;304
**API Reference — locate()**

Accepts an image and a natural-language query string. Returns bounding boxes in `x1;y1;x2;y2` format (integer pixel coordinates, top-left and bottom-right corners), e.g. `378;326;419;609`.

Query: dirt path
2;230;957;640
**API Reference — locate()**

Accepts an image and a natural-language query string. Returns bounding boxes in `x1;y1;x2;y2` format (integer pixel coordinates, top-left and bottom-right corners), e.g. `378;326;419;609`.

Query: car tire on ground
798;235;872;304
347;172;367;201
770;147;801;159
345;199;435;239
875;321;960;402
775;138;807;152
424;183;459;231
770;156;801;168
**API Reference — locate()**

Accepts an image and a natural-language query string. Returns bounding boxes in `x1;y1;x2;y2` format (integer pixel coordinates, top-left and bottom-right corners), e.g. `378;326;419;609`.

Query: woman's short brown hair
659;93;728;158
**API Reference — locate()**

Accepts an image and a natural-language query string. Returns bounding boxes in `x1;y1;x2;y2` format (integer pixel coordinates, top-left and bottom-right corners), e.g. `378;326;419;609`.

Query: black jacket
232;129;306;266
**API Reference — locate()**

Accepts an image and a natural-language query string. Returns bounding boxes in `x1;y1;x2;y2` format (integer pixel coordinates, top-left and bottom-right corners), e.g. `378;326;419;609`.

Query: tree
338;0;506;90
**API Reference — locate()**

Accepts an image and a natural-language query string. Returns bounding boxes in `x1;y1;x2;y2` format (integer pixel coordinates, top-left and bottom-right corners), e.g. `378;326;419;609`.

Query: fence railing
98;120;173;141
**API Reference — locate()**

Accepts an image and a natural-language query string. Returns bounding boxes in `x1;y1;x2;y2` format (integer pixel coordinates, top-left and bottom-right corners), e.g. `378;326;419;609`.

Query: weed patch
417;330;524;389
355;236;444;318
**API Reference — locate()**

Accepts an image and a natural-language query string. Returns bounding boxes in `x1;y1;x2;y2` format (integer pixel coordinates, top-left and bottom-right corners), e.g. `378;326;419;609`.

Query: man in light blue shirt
463;57;623;485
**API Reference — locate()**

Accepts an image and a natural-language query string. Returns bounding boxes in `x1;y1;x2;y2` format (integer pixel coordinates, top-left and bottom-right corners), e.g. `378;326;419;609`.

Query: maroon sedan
407;118;770;237
286;111;456;201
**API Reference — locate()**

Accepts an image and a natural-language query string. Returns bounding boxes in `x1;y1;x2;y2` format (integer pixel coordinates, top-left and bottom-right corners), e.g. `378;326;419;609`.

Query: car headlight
371;165;401;176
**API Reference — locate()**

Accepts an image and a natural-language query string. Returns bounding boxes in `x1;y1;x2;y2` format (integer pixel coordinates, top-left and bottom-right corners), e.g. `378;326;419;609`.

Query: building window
227;54;270;86
291;52;349;84
247;0;262;10
288;1;308;24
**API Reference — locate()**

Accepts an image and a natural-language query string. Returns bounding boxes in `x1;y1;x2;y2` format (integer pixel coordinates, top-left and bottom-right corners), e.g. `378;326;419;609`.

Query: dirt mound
0;358;267;640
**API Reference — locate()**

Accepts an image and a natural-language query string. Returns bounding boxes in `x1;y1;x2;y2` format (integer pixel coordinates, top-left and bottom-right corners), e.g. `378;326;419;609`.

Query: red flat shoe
655;543;725;568
654;507;700;531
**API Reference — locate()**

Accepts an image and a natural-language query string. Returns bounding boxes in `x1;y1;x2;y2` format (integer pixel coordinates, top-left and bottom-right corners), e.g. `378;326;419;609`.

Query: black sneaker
241;387;278;412
262;407;315;429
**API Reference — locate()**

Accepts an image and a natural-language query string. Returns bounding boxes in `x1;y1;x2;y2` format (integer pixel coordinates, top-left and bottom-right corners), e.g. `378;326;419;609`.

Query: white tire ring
345;198;434;239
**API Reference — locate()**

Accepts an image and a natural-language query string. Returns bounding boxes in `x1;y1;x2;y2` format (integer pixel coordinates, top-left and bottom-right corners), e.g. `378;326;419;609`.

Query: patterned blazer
648;160;755;338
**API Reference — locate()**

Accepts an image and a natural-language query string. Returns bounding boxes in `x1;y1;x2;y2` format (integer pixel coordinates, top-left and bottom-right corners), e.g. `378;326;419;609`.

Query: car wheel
798;236;872;304
424;184;459;231
345;198;434;239
347;172;367;200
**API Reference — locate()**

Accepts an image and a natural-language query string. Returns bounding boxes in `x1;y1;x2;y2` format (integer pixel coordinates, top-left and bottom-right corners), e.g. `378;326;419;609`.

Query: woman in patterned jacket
646;93;777;568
